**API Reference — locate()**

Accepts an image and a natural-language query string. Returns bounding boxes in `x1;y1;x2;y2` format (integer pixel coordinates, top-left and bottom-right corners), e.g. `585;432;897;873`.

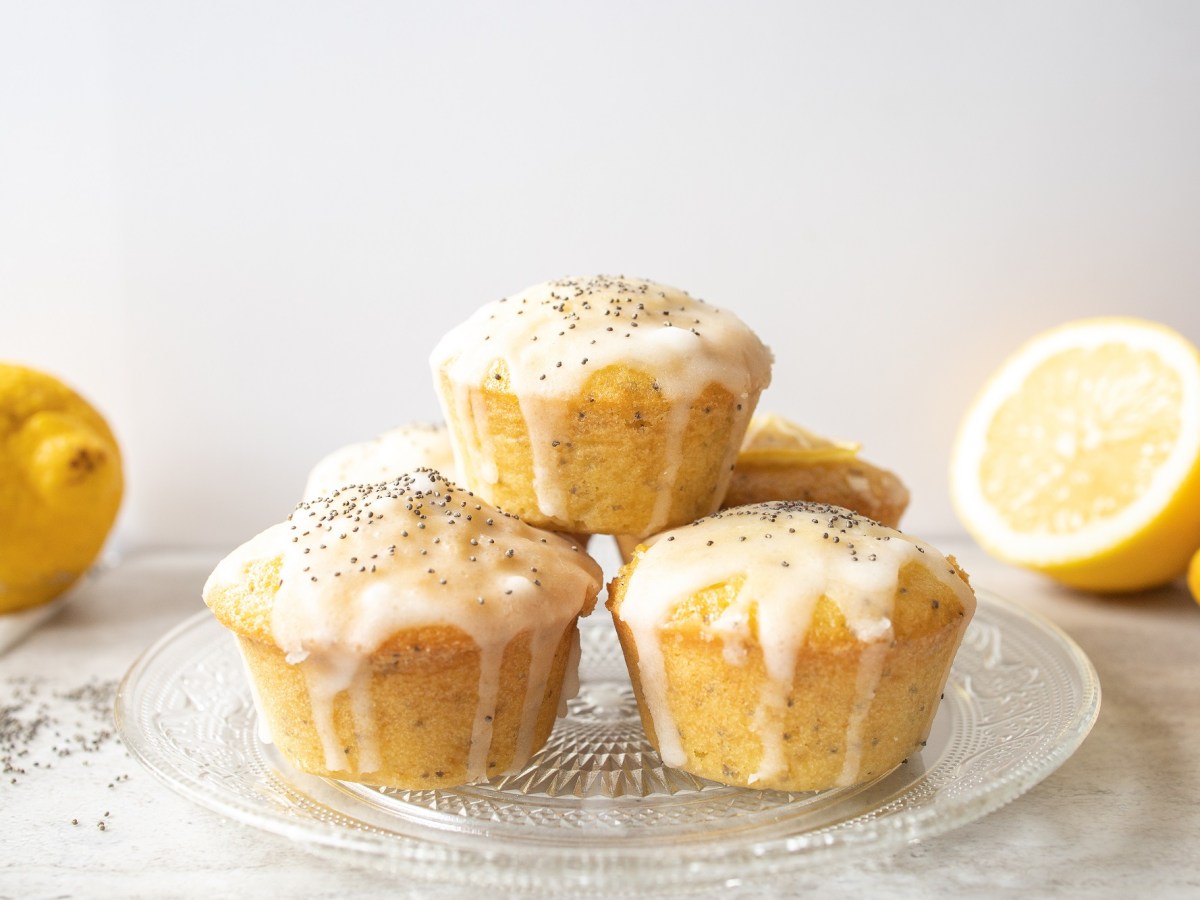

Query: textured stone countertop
2;540;1198;899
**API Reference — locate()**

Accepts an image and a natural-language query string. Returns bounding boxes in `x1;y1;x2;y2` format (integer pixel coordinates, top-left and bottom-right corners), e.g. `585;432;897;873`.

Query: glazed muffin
608;501;975;792
203;470;602;789
612;413;910;563
430;275;773;537
722;414;909;526
303;423;457;500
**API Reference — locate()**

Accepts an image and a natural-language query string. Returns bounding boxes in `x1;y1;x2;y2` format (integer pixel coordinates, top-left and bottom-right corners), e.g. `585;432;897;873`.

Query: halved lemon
950;317;1200;593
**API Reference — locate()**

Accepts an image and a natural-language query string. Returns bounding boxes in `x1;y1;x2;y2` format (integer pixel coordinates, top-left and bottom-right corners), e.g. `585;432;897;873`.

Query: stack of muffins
204;275;975;793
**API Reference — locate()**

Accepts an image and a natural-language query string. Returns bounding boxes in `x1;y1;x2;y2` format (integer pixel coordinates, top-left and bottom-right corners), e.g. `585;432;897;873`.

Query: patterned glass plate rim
115;590;1099;893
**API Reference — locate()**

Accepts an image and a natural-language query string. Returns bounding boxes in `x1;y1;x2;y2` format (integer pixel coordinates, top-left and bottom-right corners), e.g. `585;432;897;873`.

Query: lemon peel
0;364;123;613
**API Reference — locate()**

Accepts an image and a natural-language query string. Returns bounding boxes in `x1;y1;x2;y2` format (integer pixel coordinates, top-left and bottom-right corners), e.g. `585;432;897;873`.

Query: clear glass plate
116;590;1099;894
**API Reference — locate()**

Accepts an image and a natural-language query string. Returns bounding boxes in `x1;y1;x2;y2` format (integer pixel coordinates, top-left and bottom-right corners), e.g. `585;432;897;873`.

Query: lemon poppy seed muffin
607;501;975;792
303;423;457;500
613;413;911;563
203;470;602;789
722;414;910;526
430;276;773;538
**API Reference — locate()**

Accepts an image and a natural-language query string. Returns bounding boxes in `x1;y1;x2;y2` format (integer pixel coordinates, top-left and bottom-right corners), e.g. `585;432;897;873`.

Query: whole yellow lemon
0;363;123;613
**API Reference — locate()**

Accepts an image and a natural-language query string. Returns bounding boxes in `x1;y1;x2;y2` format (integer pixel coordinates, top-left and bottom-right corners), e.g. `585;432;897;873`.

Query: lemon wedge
0;364;123;613
950;317;1200;593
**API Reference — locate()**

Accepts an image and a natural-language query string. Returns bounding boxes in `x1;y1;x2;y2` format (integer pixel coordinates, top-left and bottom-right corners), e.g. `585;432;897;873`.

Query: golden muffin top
204;469;603;656
609;500;975;650
736;413;862;466
303;423;457;501
430;275;773;402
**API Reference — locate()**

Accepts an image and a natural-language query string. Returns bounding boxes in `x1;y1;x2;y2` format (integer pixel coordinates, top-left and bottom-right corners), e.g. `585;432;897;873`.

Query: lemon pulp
952;318;1200;593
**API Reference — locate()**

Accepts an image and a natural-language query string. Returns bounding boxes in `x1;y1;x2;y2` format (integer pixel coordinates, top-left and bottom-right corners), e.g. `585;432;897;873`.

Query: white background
3;1;1198;552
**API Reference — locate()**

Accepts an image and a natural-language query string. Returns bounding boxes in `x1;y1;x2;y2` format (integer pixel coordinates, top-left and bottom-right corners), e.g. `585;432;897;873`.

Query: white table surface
2;538;1198;899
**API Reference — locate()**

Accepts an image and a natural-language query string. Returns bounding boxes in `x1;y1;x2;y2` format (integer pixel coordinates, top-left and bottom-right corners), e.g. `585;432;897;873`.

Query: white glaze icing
303;423;457;500
612;501;976;786
235;642;275;746
430;276;773;532
205;470;601;781
557;628;582;719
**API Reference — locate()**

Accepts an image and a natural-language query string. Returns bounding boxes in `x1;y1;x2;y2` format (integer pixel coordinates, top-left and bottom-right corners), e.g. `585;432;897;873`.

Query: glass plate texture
116;590;1099;894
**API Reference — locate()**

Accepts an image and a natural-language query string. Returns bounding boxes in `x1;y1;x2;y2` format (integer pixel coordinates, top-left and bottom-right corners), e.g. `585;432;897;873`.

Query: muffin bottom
610;615;962;792
238;623;578;789
440;363;756;537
